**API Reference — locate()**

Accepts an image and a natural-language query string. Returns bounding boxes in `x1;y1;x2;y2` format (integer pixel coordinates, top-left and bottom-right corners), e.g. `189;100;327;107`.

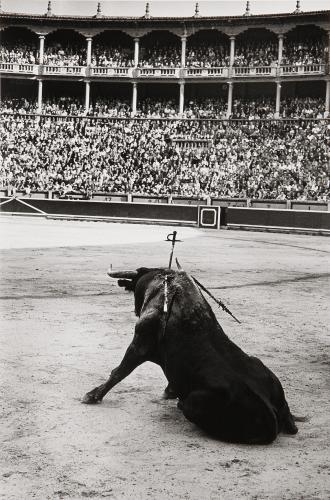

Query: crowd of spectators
139;43;181;68
41;97;85;115
234;41;278;67
0;98;38;113
186;42;229;67
1;35;326;68
135;98;179;117
0;96;327;119
1;112;328;201
43;42;86;66
281;97;325;118
231;98;276;119
0;41;38;64
91;43;134;67
281;38;326;66
183;98;227;118
88;98;131;117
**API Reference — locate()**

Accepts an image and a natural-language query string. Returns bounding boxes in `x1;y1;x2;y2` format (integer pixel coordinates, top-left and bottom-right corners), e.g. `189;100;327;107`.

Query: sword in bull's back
166;231;181;269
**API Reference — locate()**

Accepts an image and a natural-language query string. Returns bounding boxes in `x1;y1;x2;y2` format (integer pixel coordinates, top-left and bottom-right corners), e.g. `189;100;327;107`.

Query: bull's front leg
82;315;158;404
82;341;147;404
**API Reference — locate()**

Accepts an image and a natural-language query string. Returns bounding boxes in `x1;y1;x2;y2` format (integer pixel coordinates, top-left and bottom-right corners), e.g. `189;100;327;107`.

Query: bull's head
108;267;165;316
108;267;158;292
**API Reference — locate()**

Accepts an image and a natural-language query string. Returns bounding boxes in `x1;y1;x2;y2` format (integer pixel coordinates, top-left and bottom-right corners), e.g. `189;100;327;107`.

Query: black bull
83;268;298;444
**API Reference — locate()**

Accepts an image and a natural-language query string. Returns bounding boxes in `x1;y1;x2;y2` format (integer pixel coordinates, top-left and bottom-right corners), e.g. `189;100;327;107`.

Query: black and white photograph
0;0;329;498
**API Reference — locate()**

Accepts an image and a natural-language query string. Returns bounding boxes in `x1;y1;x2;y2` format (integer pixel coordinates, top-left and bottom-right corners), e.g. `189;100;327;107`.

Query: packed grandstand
0;5;329;202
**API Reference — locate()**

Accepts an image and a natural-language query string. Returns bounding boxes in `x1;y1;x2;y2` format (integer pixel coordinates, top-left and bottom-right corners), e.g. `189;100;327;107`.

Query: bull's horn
107;270;138;279
175;258;183;270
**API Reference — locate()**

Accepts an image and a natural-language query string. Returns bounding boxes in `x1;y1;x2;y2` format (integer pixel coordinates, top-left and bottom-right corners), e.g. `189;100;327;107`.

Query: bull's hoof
82;389;103;405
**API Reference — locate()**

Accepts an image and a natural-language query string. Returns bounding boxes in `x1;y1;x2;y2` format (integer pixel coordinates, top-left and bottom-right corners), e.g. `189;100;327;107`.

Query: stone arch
91;30;134;66
43;29;87;65
0;26;39;64
45;28;86;40
0;25;39;43
140;29;181;43
234;28;279;63
187;28;230;43
138;28;182;39
93;29;134;46
139;30;181;66
235;27;278;40
187;27;230;39
284;23;328;37
186;29;230;67
281;24;328;65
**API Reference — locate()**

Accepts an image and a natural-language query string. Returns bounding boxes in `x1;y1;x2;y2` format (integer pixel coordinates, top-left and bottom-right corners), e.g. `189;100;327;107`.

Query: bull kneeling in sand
83;267;299;444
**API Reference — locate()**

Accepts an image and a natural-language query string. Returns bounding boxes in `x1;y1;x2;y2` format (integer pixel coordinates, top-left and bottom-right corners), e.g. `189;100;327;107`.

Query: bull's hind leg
82;341;147;404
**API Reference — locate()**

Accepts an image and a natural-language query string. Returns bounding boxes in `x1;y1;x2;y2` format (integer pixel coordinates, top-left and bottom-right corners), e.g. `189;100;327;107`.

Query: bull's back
140;271;294;440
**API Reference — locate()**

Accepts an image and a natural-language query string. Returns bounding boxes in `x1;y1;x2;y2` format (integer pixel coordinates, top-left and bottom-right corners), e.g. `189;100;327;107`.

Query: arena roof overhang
0;10;329;37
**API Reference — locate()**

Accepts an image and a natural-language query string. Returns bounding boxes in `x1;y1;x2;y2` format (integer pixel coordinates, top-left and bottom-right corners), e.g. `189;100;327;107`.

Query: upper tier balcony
135;67;180;78
43;64;87;76
232;66;277;77
90;66;134;78
0;62;327;79
183;67;230;78
0;62;39;75
278;63;326;76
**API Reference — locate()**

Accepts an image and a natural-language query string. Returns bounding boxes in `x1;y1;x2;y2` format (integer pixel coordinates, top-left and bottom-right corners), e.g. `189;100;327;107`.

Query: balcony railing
90;66;133;77
135;67;180;78
232;66;277;77
279;64;325;76
185;67;229;78
43;65;86;76
0;62;38;74
0;61;327;79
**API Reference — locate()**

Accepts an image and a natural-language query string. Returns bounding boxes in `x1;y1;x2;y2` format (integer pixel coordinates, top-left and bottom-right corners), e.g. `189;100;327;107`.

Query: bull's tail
293;414;309;423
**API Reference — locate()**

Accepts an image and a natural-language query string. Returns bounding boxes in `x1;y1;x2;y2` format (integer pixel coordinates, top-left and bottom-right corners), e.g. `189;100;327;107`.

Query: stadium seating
0;10;328;203
1;112;328;201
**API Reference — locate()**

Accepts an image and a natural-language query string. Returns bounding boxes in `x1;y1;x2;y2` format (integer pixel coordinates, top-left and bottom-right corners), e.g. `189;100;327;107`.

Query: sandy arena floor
0;216;329;500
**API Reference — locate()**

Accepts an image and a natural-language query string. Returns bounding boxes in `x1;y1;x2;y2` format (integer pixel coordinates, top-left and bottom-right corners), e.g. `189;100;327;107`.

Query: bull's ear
175;258;183;270
136;267;152;276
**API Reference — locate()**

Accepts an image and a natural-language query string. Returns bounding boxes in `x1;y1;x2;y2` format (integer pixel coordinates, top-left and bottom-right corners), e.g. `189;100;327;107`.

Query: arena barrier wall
0;197;199;226
1;197;329;233
2;189;328;212
227;207;330;233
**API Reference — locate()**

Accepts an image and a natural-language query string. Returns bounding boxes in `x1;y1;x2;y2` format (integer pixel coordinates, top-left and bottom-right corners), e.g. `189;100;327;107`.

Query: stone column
229;35;236;67
275;81;281;118
39;35;45;64
181;36;187;67
227;82;233;118
325;80;330;118
132;81;137;115
134;38;140;67
37;79;43;113
278;34;284;65
86;37;92;65
179;80;185;115
85;80;90;114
